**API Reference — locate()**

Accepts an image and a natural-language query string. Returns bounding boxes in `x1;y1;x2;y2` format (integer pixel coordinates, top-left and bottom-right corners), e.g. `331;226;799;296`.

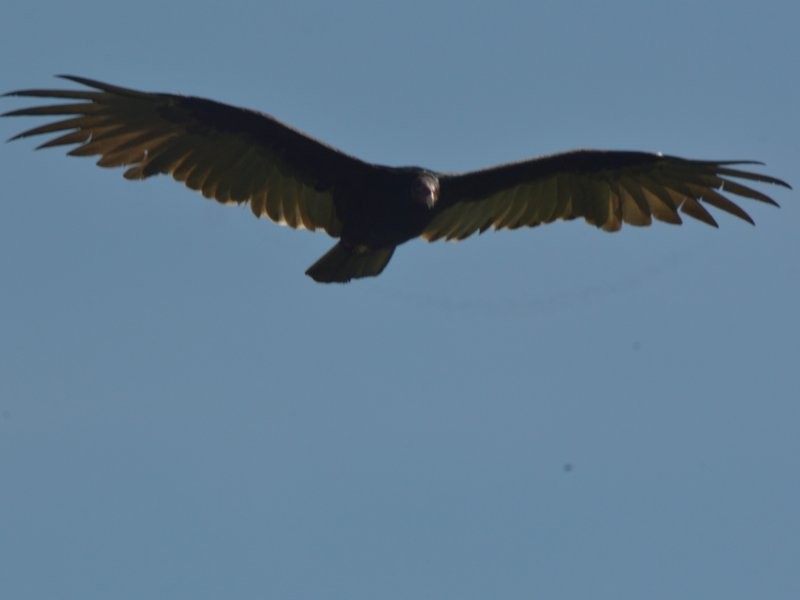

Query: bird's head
412;172;439;209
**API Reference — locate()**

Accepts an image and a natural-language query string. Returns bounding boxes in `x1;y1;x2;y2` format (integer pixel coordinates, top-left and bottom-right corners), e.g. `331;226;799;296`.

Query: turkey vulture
3;76;790;283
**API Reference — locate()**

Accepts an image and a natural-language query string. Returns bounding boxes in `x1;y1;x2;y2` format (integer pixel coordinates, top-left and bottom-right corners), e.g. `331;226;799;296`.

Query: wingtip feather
55;74;141;96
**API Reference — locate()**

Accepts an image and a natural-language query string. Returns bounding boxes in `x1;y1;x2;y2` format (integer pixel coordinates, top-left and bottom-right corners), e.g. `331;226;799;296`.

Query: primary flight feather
3;76;790;282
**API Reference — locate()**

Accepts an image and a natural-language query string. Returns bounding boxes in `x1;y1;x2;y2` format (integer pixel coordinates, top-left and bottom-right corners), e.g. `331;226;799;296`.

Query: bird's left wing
4;76;374;237
423;151;789;241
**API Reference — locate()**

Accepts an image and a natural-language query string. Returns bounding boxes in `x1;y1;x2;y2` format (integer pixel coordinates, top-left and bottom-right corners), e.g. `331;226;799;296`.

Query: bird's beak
425;192;436;209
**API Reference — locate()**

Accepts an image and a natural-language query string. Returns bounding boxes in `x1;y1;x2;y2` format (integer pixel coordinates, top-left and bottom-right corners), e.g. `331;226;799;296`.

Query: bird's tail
306;242;395;283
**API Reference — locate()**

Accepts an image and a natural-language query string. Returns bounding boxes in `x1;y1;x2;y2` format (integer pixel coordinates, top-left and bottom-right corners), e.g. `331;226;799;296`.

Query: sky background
1;1;798;599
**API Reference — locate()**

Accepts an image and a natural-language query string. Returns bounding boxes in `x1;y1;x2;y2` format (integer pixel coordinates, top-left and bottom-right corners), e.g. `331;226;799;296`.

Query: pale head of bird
412;172;439;209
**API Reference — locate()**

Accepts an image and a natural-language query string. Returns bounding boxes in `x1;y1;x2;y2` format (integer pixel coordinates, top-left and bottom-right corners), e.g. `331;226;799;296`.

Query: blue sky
1;1;798;599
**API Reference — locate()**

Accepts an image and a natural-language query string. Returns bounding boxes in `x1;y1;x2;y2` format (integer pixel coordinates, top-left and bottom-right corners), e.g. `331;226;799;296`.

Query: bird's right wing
4;76;374;237
423;151;789;241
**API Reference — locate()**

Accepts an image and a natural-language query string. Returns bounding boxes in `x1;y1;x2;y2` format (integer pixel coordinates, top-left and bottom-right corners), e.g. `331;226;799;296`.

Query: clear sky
1;1;798;599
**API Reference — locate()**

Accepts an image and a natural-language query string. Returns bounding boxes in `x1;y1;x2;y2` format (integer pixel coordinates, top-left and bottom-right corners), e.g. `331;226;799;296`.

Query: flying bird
3;76;790;283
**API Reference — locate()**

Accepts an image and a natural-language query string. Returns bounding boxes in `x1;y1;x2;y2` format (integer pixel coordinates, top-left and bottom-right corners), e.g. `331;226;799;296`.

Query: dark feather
424;151;789;241
3;77;790;282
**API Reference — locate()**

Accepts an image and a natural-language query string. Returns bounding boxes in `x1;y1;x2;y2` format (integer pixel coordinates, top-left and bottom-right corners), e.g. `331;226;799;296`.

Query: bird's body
306;166;439;281
3;76;789;282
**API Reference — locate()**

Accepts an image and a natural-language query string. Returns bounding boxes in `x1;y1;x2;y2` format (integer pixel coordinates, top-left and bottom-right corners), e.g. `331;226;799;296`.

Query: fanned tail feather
306;242;395;283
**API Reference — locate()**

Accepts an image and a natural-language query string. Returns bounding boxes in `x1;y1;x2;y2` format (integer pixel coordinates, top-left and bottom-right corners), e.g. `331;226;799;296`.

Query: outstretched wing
4;76;374;236
423;151;789;241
